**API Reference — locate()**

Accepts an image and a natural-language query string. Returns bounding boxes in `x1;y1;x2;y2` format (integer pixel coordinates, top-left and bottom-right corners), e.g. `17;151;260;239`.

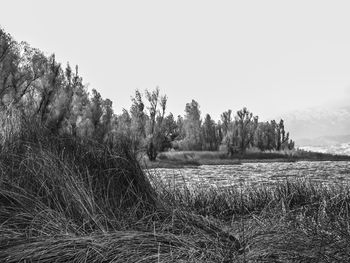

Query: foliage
144;87;168;161
0;27;296;158
179;100;202;151
0;27;348;263
201;114;219;151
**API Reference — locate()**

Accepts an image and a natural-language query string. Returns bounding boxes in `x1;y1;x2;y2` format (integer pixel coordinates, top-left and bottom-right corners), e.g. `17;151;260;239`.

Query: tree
236;107;258;153
201;114;218;151
0;28;96;138
226;107;258;155
0;31;47;112
0;29;19;105
90;89;103;136
175;115;185;140
144;87;168;161
0;28;14;64
288;139;295;150
182;100;202;150
129;89;146;152
254;122;269;151
98;98;114;141
268;120;278;150
66;65;90;137
161;112;178;148
275;119;290;151
49;64;83;134
0;27;297;154
36;54;63;127
216;120;223;147
220;109;232;139
145;87;160;161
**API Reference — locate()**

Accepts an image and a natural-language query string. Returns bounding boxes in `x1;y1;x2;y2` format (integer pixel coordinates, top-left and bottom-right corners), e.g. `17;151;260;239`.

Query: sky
2;0;350;121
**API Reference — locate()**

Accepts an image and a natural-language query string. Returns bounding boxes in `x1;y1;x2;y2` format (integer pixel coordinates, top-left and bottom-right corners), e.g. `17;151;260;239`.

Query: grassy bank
154;179;350;262
142;149;350;168
1;128;350;262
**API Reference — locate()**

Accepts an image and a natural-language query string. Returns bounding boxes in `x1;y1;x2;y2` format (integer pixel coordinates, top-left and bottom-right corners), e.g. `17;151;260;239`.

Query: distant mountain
299;143;350;156
297;134;350;147
277;106;350;145
274;106;350;155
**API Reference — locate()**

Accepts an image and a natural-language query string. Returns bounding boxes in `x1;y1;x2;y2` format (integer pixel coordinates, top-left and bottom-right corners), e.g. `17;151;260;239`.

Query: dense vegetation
1;123;350;262
0;28;294;162
1;27;349;262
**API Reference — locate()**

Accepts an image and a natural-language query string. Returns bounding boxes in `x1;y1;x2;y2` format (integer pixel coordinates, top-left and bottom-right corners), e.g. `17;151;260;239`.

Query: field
1;130;350;262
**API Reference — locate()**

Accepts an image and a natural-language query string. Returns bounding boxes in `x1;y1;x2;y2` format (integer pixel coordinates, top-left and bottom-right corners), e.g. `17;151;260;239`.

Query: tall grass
1;111;350;262
0;113;239;262
150;169;350;261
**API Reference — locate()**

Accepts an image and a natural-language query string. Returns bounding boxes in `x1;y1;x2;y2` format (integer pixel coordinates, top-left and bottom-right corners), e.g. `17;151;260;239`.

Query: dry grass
153;177;350;262
1;116;350;262
1;231;227;263
0;118;240;262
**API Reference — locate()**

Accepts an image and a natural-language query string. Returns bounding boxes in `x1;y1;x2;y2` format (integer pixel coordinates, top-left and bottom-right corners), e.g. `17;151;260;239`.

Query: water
148;161;350;189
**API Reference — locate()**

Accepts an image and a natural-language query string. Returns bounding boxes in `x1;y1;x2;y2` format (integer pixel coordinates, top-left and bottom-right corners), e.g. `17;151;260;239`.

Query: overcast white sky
2;1;350;120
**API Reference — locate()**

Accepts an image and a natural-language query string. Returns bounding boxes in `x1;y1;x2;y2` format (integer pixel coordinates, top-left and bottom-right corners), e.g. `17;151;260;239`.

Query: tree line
0;28;294;161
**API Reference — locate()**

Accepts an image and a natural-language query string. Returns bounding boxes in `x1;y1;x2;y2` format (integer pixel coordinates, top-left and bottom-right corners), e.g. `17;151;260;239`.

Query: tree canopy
0;28;295;160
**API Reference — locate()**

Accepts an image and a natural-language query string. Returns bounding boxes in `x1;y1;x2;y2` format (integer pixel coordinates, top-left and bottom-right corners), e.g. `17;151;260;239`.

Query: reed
1;116;350;262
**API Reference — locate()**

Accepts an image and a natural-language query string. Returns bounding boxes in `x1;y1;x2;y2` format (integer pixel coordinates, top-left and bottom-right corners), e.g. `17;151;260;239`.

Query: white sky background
2;0;350;121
